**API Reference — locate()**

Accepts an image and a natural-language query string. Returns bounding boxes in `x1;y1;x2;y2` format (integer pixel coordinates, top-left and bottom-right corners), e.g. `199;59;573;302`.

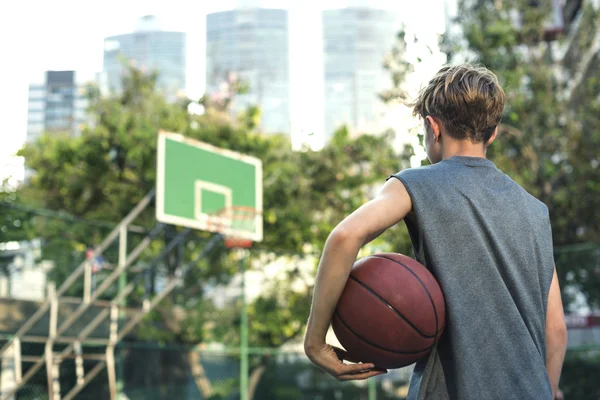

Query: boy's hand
304;343;387;381
554;388;564;400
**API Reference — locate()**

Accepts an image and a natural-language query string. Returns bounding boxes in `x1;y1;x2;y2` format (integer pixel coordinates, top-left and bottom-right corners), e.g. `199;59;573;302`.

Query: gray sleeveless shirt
388;156;555;400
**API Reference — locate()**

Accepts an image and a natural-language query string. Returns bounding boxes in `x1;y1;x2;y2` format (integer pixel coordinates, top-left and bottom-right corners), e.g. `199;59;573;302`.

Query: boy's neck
441;140;487;160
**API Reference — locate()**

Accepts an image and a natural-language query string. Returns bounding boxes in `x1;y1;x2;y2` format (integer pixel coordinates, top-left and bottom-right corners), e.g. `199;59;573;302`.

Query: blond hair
412;63;506;143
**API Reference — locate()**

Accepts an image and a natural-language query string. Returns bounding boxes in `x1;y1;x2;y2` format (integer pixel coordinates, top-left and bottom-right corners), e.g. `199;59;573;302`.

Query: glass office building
26;70;96;144
103;16;186;100
322;7;399;139
206;8;290;134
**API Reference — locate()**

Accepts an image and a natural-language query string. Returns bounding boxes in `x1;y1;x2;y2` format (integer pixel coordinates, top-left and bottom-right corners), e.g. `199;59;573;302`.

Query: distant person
85;247;104;273
304;63;568;399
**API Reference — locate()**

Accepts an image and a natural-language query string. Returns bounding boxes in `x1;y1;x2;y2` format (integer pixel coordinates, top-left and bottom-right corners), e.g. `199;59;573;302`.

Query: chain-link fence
4;342;413;400
561;347;600;400
5;342;600;400
117;346;409;400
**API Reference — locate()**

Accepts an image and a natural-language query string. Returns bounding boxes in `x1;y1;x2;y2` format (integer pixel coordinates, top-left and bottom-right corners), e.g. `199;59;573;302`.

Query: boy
304;64;567;399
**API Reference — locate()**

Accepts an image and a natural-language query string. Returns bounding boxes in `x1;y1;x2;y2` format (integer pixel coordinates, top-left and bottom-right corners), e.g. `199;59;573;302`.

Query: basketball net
208;206;259;249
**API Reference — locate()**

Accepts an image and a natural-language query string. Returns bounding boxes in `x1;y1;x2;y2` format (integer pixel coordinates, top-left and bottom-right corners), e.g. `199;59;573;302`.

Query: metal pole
46;283;58;400
118;226;128;304
117;225;127;400
83;261;91;304
108;304;119;400
51;362;60;400
106;346;117;400
368;376;377;400
74;342;84;387
240;254;248;400
13;339;21;385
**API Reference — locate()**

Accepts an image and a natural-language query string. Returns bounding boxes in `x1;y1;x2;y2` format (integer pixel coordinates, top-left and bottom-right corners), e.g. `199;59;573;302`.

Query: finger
348;366;387;375
338;370;387;381
331;346;362;363
338;361;377;375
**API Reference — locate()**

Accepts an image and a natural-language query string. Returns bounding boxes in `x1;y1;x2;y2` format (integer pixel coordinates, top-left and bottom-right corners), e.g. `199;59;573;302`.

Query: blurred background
0;0;599;399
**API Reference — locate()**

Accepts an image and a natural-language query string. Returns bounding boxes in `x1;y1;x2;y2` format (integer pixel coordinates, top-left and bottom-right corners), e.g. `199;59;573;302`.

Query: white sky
0;0;447;159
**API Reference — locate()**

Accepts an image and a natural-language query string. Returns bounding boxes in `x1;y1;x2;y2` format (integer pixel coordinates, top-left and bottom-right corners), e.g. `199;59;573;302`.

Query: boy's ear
425;116;441;141
487;126;499;146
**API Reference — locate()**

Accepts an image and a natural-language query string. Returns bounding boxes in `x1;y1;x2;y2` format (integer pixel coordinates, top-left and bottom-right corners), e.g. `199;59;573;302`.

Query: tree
379;29;438;106
0;191;33;243
452;0;600;309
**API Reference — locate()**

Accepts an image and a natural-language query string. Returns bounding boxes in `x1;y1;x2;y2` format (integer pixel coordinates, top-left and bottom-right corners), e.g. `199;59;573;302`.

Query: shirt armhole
387;174;416;213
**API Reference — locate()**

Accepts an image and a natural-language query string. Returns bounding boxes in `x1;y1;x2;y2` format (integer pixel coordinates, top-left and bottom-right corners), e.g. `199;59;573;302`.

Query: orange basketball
332;253;446;369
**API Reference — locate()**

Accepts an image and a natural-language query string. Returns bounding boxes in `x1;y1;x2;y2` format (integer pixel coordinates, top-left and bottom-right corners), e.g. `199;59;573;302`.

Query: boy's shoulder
389;162;453;183
390;161;550;218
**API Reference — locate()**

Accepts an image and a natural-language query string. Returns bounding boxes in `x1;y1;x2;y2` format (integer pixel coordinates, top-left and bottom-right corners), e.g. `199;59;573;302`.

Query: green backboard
156;131;263;242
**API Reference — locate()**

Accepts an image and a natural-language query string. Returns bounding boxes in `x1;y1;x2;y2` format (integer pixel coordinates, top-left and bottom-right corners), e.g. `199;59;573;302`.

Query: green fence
560;347;600;400
118;346;410;400
6;342;413;400
6;342;600;400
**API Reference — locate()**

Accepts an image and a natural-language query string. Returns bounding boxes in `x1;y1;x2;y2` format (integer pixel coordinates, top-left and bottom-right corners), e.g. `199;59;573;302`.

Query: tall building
322;7;400;139
26;71;96;144
103;15;186;100
206;7;291;134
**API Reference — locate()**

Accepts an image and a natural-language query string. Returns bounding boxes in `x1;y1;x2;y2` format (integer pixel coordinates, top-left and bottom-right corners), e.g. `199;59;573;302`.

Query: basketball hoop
207;206;260;249
224;238;253;249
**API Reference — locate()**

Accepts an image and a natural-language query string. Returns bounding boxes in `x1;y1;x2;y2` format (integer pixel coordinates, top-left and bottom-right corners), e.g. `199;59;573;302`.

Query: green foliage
7;63;413;346
3;62;417;398
454;0;600;309
0;191;35;242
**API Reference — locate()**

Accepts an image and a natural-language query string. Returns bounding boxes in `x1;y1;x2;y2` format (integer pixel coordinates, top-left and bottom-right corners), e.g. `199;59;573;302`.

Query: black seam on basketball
348;275;435;339
370;255;440;340
372;255;439;339
437;321;445;334
334;311;433;354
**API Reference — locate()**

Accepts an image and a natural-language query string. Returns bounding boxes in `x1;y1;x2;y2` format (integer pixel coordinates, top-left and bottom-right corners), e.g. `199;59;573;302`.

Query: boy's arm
546;267;567;398
304;178;412;380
